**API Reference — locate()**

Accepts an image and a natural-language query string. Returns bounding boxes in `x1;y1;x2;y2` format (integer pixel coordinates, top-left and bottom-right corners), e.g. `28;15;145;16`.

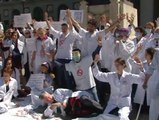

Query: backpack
64;96;103;118
12;46;22;69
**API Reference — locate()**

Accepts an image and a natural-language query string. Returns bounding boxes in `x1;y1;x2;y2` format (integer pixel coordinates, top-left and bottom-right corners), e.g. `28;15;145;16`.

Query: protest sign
60;10;83;23
34;21;48;29
26;74;45;90
26;38;36;51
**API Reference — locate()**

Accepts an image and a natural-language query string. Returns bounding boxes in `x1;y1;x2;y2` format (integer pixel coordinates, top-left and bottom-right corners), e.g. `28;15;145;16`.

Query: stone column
80;0;88;28
109;0;120;21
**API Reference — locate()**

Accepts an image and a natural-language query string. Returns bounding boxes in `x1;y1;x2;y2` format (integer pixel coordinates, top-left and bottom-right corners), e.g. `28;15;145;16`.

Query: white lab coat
132;61;153;105
93;64;145;119
146;50;159;120
34;37;55;73
0;77;18;100
100;32;114;71
111;39;135;72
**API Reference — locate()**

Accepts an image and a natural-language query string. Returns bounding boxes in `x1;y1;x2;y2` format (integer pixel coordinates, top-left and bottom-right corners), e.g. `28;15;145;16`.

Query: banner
60;10;84;23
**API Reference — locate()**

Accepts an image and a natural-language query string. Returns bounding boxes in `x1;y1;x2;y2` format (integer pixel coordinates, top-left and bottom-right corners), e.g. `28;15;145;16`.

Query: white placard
18;40;24;53
13;13;32;28
52;21;66;31
60;10;83;23
33;21;48;29
26;74;45;90
14;15;26;28
21;13;32;24
26;38;36;51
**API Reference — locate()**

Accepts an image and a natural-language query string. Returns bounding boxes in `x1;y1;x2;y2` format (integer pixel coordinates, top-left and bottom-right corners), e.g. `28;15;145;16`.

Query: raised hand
119;13;126;21
126;13;135;24
155;17;159;27
66;9;72;18
94;54;100;63
97;35;102;47
136;44;143;53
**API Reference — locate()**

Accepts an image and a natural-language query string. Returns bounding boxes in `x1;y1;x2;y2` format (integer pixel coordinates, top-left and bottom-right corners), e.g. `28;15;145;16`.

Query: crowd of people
0;9;159;120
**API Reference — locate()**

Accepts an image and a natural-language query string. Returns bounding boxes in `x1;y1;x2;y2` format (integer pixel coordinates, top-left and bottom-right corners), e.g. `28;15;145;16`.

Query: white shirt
79;27;105;57
65;56;96;90
112;39;135;72
93;64;145;108
100;32;115;70
50;27;81;60
0;77;18;99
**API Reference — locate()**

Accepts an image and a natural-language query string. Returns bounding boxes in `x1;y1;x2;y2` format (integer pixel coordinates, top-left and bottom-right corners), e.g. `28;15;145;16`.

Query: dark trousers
52;59;75;90
95;67;110;106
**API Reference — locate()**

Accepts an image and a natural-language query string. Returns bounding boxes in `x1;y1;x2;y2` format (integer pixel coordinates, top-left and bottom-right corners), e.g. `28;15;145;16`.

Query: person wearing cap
111;28;135;72
40;62;55;88
30;62;55;107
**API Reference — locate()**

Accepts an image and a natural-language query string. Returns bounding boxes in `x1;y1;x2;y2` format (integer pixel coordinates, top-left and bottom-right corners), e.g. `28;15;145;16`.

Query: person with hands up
142;49;159;120
92;57;145;120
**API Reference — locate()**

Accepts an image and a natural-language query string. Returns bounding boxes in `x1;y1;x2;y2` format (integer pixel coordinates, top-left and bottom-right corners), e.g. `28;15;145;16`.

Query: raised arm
66;9;73;31
68;9;81;31
105;14;125;33
46;20;61;38
92;55;111;83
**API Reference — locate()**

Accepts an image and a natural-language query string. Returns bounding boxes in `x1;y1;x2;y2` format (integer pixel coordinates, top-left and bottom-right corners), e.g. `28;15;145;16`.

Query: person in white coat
0;69;18;101
31;28;56;73
92;57;145;120
112;28;135;72
131;47;156;106
148;27;159;49
143;49;159;120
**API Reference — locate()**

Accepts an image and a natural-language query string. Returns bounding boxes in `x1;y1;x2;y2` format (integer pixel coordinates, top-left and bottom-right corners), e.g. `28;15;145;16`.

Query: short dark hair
88;19;97;27
61;23;68;27
145;47;156;60
73;48;81;53
135;27;146;36
115;57;127;68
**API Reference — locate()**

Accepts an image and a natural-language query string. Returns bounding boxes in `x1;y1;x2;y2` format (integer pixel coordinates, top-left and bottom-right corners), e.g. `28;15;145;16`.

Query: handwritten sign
26;74;45;90
60;10;84;23
33;21;48;29
21;13;32;24
26;38;36;51
52;21;66;31
14;15;25;28
13;13;32;28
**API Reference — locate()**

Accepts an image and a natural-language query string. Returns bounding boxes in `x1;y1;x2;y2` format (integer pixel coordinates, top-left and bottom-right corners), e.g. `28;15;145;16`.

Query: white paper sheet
26;74;45;90
26;38;36;51
60;10;84;23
